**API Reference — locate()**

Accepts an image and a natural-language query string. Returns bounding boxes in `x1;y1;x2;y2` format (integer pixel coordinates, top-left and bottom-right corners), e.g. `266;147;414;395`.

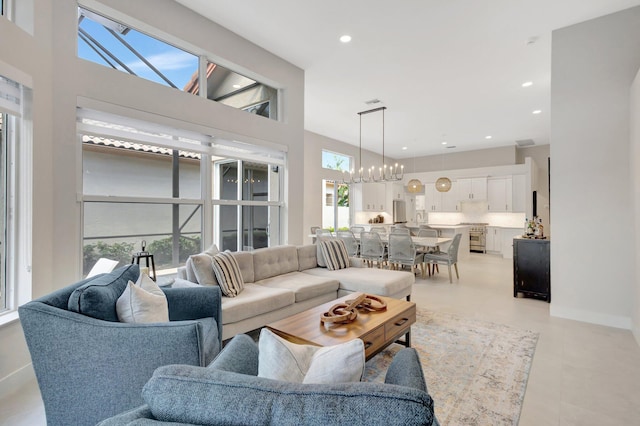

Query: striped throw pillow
319;239;350;271
211;252;244;297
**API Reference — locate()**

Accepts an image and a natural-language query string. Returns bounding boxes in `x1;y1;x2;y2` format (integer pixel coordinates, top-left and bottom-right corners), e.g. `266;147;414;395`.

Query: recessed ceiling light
522;81;533;87
339;35;352;43
532;109;542;114
441;141;447;145
402;146;408;150
485;135;492;139
232;84;241;89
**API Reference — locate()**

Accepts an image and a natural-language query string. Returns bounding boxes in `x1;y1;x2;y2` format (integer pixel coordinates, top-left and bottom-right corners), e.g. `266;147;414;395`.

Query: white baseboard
550;305;632;330
633;322;640;348
0;363;35;400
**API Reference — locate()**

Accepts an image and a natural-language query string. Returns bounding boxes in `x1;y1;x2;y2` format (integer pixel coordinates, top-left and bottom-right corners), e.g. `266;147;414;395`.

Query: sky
78;16;198;90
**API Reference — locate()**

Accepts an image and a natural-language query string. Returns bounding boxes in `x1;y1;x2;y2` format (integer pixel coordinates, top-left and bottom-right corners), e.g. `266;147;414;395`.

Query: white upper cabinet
511;174;526;212
354;182;386;212
419;181;459;212
424;183;442;211
487;177;512;212
441;181;459;211
457;177;487;201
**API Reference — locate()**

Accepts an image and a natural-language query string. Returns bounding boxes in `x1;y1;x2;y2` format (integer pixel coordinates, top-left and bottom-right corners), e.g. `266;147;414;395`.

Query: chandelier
342;106;403;184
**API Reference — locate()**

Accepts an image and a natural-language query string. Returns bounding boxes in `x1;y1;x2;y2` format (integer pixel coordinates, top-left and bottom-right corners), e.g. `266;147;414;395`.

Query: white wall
550;6;640;329
631;67;640;345
0;0;54;397
0;0;304;393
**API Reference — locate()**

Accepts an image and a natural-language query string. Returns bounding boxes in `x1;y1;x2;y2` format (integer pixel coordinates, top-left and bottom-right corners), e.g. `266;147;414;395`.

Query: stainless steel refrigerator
393;199;407;224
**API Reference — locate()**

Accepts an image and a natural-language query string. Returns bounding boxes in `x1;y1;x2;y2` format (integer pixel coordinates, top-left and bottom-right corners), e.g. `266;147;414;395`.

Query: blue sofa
19;264;222;426
98;334;439;426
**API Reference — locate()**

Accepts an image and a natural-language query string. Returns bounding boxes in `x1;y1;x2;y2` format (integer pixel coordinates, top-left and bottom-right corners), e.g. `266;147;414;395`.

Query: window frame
321;149;352;173
76;5;280;121
0;73;33;326
78;103;286;277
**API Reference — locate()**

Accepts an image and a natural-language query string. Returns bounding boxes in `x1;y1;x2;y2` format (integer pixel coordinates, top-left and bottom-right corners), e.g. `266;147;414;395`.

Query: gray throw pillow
68;264;139;322
190;253;218;286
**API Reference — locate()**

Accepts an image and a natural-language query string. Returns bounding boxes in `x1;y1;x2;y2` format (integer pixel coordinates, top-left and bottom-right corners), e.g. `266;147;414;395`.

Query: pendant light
435;145;451;192
342;106;403;184
435;177;452;192
406;152;423;193
407;178;424;193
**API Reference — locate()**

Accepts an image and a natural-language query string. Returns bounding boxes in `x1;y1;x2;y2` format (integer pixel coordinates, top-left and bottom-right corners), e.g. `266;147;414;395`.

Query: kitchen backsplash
426;201;526;228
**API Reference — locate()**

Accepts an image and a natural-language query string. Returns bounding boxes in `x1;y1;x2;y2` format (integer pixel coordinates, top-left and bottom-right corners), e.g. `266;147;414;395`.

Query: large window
0;73;32;320
322;180;350;231
79;107;284;279
77;7;278;120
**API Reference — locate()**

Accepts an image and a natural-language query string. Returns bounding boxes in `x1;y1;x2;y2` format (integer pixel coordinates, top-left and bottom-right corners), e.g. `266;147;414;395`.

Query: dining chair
349;226;365;236
391;227;411;235
315;228;333;237
423;233;462;283
336;230;359;257
370;226;387;235
419;224;440;237
416;229;439;275
359;231;386;268
387;233;423;276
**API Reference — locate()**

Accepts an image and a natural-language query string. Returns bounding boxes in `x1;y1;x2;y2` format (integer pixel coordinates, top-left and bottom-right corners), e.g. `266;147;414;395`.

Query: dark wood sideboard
513;237;550;302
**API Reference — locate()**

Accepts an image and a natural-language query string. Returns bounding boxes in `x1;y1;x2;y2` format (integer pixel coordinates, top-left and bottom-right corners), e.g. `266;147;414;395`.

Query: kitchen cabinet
353;183;386;212
501;228;523;259
457;177;487;201
421;181;459;212
487;178;512;212
441;181;459;211
415;194;426;210
513;237;550;302
512;174;526;212
423;183;442;211
485;226;502;253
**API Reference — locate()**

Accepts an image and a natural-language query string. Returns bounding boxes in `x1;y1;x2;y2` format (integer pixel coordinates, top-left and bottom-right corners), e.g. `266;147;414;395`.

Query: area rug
363;310;538;426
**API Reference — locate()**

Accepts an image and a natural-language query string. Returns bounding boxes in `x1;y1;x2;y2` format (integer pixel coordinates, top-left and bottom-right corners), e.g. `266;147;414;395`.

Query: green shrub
83;241;134;275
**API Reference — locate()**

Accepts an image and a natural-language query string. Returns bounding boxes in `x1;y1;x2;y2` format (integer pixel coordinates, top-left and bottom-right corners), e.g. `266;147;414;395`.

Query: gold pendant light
435;177;452;192
407;178;424;193
435;145;451;192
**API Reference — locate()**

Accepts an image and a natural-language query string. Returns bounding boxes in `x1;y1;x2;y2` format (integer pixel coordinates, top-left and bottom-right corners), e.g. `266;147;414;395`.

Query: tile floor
1;253;640;425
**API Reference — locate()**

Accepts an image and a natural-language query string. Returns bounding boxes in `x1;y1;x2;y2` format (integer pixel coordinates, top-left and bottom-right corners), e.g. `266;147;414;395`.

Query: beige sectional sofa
177;244;414;340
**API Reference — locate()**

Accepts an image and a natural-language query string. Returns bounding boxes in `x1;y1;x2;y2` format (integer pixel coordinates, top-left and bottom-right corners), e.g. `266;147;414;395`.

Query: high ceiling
176;0;640;158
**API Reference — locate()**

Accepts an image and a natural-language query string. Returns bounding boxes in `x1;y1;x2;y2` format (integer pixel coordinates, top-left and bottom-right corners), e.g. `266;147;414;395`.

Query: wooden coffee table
266;293;416;360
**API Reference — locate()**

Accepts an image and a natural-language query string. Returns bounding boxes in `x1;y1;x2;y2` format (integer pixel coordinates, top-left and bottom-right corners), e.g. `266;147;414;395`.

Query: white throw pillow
257;328;365;384
116;273;169;323
171;278;201;288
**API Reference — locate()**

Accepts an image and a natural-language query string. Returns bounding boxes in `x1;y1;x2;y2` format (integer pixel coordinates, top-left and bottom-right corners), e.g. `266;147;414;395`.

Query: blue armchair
98;334;439;426
19;265;222;426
